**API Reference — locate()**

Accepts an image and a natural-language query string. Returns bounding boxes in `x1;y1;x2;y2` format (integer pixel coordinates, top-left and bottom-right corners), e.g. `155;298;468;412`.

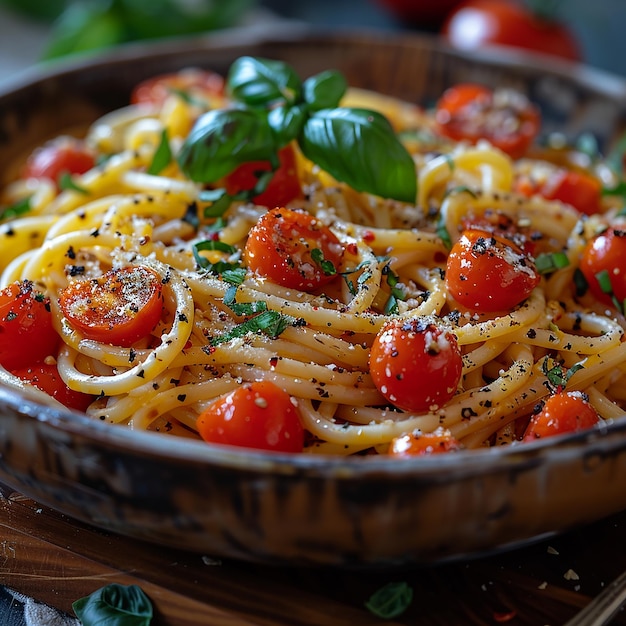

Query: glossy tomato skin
445;228;540;313
23;138;95;189
59;266;164;347
130;69;225;107
523;391;600;441
224;144;302;209
389;428;462;456
579;227;626;307
244;207;344;292
516;169;602;216
370;317;463;413
197;381;304;453
434;83;540;159
12;362;94;412
0;281;59;371
442;0;581;62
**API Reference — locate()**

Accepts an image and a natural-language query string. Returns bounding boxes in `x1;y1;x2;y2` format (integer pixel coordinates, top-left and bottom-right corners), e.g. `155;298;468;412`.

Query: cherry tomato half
244;207;344;292
370;316;463;413
12;362;94;412
197;380;304;453
23;139;95;191
0;281;59;371
442;0;581;63
445;228;540;313
516;169;602;216
389;428;462;457
434;83;540;159
224;144;302;209
59;266;164;347
130;68;225;107
579;227;626;307
523;391;600;441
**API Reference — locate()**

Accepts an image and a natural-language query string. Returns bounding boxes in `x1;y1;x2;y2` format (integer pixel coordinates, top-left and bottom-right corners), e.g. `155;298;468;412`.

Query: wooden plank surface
1;483;626;625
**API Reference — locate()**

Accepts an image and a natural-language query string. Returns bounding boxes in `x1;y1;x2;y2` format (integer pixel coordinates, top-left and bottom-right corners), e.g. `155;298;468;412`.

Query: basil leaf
72;583;153;626
147;128;172;175
210;310;292;345
0;196;31;220
58;172;90;194
268;104;307;147
299;108;417;203
227;56;302;107
365;581;413;619
178;108;277;183
303;69;347;111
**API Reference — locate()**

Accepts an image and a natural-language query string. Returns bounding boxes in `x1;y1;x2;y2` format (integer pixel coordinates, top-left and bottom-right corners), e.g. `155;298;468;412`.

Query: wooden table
1;481;626;625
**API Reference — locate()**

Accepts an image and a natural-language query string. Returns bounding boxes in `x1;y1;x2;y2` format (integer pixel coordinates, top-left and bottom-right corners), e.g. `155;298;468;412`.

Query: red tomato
370;317;463;413
523;391;600;441
442;0;581;62
244;207;344;292
461;210;537;256
130;68;225;107
12;362;94;412
517;169;602;216
59;266;164;347
579;227;626;307
445;228;540;313
389;428;462;456
434;83;540;159
197;381;304;453
23;138;95;189
0;281;59;371
224;144;302;208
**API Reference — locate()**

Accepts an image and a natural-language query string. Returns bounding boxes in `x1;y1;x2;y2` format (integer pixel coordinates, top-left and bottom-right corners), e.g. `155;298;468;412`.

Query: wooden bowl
1;27;626;567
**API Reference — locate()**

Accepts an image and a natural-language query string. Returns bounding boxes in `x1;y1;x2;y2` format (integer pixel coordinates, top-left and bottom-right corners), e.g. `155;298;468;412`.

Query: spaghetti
1;61;625;456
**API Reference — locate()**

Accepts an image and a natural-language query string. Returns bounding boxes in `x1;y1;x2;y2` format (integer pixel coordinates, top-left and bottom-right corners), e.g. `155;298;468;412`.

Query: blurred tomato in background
441;0;581;62
374;0;581;63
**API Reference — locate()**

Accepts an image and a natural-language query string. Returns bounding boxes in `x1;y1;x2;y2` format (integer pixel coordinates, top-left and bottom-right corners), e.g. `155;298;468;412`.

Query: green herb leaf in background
72;583;153;626
365;581;413;619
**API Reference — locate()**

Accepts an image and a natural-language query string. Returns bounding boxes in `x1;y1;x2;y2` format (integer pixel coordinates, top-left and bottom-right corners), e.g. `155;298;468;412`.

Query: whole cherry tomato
370;316;463;413
516;169;602;216
23;138;95;190
224;144;302;208
197;380;304;453
445;228;540;313
12;362;95;412
434;83;540;159
0;280;59;371
244;207;344;292
389;428;462;456
442;0;581;63
523;391;600;441
579;227;626;308
59;266;164;347
130;69;225;107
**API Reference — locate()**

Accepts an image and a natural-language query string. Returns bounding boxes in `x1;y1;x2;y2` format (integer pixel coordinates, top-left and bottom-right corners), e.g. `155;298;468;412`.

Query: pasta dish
1;57;625;457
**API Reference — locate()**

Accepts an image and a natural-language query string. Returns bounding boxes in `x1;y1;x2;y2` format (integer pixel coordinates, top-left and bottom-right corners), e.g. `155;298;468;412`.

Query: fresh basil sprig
177;56;417;204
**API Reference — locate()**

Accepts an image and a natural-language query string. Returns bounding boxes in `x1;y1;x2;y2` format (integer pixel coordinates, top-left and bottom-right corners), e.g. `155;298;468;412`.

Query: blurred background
0;0;625;85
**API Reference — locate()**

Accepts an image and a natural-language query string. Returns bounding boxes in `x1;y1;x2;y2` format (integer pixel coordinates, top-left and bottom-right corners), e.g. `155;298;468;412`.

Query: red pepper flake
346;243;358;255
362;229;376;242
